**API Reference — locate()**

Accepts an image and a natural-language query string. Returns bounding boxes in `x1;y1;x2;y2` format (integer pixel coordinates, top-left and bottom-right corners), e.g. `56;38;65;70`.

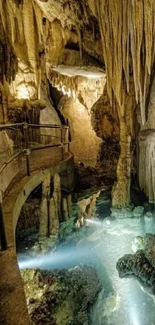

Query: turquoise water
18;192;155;325
87;217;155;325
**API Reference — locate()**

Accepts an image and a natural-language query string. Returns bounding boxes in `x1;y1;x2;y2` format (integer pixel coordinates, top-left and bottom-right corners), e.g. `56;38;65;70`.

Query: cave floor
18;213;155;325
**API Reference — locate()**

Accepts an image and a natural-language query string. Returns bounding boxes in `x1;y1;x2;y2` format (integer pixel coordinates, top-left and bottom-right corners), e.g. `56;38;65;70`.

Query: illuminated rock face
138;78;155;203
0;0;102;124
59;96;101;166
46;68;105;166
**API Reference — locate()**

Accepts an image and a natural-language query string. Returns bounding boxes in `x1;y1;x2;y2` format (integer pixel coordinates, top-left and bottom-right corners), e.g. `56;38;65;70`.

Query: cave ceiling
0;0;104;105
0;0;155;127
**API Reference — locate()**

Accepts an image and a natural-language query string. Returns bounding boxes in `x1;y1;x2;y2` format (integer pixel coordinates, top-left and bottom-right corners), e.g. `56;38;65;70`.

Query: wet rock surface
21;266;101;325
116;233;155;293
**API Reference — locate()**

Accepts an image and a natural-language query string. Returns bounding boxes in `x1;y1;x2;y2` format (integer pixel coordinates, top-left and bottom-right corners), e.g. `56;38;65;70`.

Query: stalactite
33;1;44;45
96;0;155;125
22;0;38;71
81;1;89;24
0;0;45;98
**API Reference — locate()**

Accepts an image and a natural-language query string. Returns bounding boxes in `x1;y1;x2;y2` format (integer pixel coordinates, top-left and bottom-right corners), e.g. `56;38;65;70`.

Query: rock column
62;198;68;221
67;194;72;217
39;172;50;237
62;194;72;221
112;80;136;208
49;173;61;236
112;119;132;207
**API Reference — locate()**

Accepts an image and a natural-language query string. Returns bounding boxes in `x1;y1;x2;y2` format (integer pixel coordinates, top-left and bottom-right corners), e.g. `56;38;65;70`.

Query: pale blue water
18;196;155;325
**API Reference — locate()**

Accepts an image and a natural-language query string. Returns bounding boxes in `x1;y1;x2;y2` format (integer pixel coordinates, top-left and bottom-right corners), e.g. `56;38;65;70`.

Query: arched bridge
0;122;74;325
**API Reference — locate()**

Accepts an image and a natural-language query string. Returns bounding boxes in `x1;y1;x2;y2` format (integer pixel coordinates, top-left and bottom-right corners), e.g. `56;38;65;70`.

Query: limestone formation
39;173;51;237
67;194;72;217
4;2;155;324
42;172;49;192
39;196;48;237
96;0;154;125
48;173;62;236
62;197;69;221
57;78;104;166
53;172;61;219
112;80;137;208
139;130;155;202
117;233;155;293
77;191;100;226
49;197;59;236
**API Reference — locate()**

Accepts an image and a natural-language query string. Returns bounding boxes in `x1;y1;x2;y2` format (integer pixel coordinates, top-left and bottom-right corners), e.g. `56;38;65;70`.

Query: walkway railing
0;122;70;250
0;122;69;176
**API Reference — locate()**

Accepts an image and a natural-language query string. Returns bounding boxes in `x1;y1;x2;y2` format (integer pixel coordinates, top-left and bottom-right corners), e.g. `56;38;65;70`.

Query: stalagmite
67;194;72;217
39;172;50;237
62;197;69;221
39;196;48;237
49;197;59;236
42;172;50;197
112;123;132;208
53;172;61;220
87;191;100;218
48;173;61;235
111;80;136;207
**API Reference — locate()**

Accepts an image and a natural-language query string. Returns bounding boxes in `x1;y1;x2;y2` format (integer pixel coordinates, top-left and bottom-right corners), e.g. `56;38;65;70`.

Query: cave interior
1;1;155;325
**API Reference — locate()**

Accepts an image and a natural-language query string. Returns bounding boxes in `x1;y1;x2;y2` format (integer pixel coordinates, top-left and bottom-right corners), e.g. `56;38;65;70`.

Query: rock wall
91;85;120;177
59;96;101;166
139;131;155;202
138;77;155;131
138;77;155;202
48;69;105;166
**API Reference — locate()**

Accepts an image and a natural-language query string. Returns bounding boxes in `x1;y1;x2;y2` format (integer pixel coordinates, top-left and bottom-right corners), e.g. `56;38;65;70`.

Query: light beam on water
18;242;93;270
86;218;103;227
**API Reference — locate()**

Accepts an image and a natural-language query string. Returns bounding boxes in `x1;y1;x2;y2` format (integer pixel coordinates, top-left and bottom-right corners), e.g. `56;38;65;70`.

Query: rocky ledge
116;233;155;293
21;266;101;325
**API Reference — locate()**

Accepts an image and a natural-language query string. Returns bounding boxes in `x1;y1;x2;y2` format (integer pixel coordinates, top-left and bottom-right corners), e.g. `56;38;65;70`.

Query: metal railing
0;122;69;176
0;122;70;251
